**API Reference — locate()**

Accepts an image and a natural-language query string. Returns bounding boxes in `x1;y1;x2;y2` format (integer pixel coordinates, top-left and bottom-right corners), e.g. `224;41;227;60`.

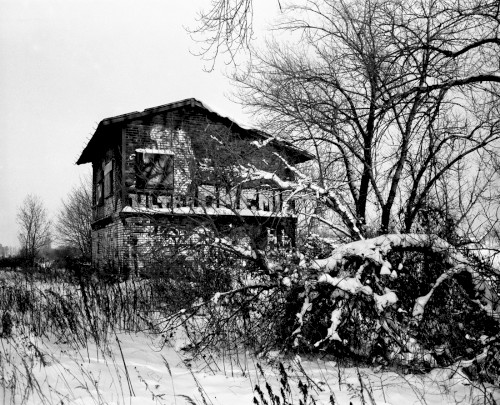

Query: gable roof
76;98;314;165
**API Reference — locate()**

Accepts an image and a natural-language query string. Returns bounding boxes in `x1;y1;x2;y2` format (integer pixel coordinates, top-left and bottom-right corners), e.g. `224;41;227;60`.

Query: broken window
104;161;113;197
96;183;103;205
135;149;174;191
96;168;104;206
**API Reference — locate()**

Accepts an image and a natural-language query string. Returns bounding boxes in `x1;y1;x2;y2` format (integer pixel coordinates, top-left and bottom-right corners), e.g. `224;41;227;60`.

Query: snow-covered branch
238;163;363;240
307;233;500;323
306;233;495;272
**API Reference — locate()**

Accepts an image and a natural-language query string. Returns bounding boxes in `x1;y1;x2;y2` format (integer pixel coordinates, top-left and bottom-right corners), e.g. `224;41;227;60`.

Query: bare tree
17;194;51;266
225;0;500;239
189;0;256;69
56;177;92;260
190;0;500;238
167;0;500;379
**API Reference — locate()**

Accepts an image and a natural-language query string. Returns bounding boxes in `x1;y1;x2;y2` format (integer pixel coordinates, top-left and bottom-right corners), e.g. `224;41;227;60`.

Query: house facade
77;98;312;275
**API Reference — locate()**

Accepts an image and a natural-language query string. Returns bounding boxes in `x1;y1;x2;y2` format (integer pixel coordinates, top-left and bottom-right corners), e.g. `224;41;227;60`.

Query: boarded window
135;149;174;191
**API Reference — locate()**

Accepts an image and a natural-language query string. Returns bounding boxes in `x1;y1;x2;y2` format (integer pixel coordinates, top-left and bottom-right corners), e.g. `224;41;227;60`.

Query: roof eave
76;97;315;165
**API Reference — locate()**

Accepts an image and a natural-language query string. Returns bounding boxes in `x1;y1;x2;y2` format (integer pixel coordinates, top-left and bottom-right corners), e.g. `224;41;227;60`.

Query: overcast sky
0;0;277;248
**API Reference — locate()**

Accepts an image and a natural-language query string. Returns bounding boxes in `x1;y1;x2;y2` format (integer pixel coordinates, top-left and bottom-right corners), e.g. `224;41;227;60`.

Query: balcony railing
93;187;297;222
127;188;296;216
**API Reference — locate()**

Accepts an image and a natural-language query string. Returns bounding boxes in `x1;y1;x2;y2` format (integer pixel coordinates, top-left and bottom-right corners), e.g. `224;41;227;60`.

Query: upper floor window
135;148;174;191
96;168;104;206
104;161;113;197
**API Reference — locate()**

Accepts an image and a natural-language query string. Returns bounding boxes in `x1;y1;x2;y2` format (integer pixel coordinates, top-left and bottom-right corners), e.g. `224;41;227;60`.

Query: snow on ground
1;331;498;405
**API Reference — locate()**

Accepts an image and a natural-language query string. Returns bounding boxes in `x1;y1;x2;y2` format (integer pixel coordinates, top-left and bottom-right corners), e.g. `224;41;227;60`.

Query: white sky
0;0;278;248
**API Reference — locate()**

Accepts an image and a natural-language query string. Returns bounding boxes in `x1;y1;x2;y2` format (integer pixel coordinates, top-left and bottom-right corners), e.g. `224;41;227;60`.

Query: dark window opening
236;186;241;210
194;187;199;207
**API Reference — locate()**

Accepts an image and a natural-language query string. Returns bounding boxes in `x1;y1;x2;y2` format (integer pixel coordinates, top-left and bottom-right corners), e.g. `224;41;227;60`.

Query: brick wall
91;218;125;272
91;106;299;273
123;108;295;209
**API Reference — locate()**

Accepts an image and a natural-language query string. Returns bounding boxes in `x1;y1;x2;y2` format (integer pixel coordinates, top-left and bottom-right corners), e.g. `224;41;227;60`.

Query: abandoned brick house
76;98;313;273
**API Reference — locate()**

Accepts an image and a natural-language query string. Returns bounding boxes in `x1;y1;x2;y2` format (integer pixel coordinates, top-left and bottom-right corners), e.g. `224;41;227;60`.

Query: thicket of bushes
0;232;498;403
152;234;500;387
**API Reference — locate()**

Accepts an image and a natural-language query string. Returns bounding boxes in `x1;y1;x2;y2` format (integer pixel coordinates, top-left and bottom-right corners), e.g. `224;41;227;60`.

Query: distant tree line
1;177;93;271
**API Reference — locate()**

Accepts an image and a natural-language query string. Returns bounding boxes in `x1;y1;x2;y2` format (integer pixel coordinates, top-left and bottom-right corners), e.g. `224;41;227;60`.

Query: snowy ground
1;331;498;405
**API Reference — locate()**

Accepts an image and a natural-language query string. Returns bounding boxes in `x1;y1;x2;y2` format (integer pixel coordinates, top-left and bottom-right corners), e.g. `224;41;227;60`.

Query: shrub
158;234;500;385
